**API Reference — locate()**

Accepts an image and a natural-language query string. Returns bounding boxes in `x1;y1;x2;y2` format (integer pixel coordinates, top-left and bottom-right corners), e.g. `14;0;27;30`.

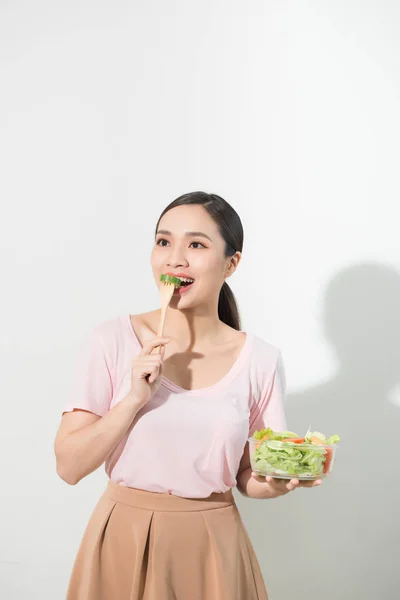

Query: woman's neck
152;307;227;346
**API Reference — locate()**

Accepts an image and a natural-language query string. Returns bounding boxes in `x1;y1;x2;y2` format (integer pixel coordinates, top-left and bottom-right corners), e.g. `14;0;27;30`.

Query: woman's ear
225;251;242;278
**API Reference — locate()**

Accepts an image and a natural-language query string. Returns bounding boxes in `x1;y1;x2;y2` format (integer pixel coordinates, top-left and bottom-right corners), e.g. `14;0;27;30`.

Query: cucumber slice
159;274;182;287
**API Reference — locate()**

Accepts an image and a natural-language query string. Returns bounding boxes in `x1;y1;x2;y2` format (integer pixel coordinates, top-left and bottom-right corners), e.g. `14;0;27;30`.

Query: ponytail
218;281;241;331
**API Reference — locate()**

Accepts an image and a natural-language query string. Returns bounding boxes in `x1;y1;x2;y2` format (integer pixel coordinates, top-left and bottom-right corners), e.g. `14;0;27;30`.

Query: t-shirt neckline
124;314;253;396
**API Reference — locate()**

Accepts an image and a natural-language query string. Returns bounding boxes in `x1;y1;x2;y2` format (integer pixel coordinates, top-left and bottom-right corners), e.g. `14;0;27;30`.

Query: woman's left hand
250;472;322;498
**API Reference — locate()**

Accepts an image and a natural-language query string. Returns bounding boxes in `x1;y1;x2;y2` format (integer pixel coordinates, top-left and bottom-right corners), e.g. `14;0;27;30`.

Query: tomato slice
281;437;305;444
323;447;333;473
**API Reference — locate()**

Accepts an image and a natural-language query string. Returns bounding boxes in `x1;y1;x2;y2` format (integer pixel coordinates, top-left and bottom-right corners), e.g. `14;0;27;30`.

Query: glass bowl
248;436;338;480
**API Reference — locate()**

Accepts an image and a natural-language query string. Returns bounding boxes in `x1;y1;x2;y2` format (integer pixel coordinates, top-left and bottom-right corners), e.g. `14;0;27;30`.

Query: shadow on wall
238;262;400;600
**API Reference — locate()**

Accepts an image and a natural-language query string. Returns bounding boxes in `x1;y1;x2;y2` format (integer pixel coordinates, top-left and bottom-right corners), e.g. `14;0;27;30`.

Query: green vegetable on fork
159;274;182;287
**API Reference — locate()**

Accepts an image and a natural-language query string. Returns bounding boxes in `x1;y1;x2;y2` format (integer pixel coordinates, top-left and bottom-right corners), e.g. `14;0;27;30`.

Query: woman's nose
166;257;187;267
165;245;188;267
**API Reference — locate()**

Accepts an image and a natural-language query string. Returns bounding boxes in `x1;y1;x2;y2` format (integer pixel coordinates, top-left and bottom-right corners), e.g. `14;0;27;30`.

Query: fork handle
150;307;167;355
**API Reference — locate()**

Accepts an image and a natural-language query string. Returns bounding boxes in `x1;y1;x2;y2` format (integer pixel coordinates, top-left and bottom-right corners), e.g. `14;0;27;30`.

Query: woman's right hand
129;336;171;409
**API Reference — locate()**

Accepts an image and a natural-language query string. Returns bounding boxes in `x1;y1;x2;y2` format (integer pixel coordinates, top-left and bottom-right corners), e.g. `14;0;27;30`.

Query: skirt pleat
66;481;268;600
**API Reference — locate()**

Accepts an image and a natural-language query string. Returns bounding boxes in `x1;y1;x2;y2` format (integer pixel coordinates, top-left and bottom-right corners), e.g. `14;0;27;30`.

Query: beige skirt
66;480;269;600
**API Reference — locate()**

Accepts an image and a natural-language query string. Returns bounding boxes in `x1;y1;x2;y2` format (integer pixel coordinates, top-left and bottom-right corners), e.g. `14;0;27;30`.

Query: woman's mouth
173;279;195;294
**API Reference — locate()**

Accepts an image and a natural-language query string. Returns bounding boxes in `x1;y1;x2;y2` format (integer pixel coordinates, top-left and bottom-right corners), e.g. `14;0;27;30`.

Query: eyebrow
156;229;213;242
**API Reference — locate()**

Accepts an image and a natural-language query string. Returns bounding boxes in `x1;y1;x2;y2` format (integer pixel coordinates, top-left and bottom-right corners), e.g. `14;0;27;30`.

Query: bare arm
54;393;142;485
55;334;171;485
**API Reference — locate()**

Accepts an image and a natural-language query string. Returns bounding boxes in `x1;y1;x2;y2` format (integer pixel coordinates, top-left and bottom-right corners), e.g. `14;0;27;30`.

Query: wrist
237;469;293;500
121;393;145;412
237;468;275;499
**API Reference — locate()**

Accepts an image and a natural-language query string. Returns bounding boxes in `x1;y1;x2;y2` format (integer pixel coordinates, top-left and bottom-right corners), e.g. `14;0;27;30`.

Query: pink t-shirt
63;315;287;498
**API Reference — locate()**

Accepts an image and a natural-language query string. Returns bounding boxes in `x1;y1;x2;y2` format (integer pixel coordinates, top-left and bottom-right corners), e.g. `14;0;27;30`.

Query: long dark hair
155;192;244;330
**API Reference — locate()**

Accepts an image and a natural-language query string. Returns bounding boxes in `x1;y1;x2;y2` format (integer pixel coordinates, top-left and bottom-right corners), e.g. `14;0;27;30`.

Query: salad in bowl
248;428;340;480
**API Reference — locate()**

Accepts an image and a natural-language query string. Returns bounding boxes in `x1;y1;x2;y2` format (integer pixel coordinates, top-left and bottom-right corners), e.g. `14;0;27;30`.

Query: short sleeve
249;350;287;437
62;325;113;417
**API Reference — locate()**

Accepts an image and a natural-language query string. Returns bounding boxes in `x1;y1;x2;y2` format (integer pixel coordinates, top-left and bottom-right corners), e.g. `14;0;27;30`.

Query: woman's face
151;204;240;308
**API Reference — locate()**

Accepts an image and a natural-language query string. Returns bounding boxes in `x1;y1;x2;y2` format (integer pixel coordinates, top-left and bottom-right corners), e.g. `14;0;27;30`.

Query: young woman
55;192;322;600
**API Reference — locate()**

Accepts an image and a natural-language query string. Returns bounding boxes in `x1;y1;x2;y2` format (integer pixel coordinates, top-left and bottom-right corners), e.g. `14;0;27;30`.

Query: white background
1;1;400;598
